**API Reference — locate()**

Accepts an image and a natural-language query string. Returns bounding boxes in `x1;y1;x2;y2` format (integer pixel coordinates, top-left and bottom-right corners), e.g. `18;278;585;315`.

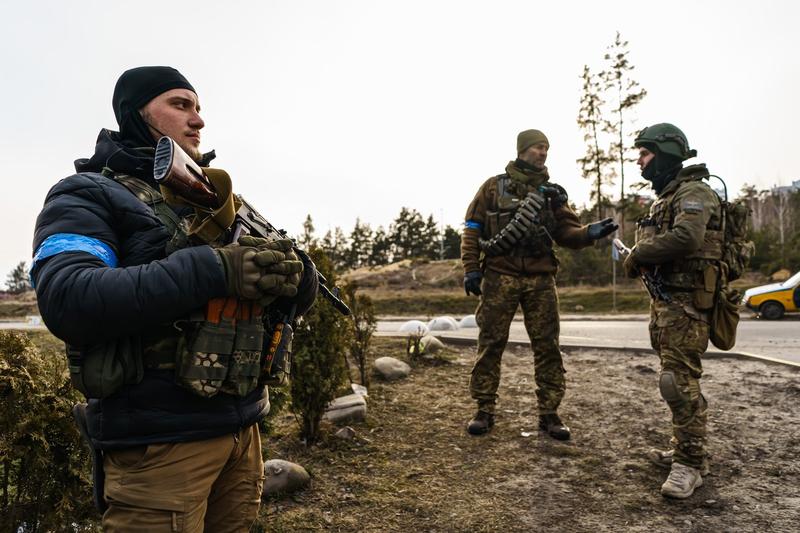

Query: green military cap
517;129;549;154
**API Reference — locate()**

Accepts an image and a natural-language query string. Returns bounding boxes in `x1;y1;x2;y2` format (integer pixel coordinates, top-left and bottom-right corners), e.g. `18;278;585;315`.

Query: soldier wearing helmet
624;123;722;499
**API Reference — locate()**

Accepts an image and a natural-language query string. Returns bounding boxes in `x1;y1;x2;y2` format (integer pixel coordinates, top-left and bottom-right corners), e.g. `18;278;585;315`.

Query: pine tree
442;225;462;259
5;262;30;294
369;226;392;266
347;219;374;270
422;214;441;260
577;65;615;219
389;207;427;259
300;214;317;249
601;31;647;232
290;247;350;444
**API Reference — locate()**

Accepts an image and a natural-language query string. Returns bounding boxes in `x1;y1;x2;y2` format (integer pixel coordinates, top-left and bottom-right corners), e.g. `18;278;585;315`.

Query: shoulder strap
110;173;189;252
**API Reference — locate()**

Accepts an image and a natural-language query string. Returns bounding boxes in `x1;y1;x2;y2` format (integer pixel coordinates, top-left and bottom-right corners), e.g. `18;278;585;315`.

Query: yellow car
742;271;800;320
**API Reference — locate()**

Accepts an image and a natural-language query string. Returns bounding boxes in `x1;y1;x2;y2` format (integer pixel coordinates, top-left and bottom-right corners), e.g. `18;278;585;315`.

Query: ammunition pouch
173;298;276;398
66;337;143;399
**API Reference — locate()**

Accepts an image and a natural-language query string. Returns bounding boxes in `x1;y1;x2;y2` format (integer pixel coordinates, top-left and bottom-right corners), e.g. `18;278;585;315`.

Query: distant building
772;180;800;195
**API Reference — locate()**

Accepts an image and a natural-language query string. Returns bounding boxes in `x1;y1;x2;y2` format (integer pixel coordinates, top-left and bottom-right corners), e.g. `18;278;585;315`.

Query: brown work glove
216;244;263;300
239;235;304;287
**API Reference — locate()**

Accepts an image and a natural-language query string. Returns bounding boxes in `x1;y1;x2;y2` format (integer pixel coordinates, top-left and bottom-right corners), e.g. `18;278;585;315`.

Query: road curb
385;333;800;369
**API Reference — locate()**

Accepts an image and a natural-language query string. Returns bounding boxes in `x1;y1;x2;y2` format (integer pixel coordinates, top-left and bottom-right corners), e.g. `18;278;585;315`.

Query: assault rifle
612;238;672;304
153;135;351;316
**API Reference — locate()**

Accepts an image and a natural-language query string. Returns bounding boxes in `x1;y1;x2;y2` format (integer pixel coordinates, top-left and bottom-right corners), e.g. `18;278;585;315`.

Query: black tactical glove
464;271;483;296
587;218;619;240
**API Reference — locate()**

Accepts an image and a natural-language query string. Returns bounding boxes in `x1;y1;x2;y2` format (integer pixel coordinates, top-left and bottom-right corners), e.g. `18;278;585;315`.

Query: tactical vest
635;177;723;309
484;174;558;258
111;172;272;398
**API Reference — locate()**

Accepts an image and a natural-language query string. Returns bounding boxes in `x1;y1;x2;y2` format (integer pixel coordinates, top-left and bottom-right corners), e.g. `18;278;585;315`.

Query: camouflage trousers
649;291;710;470
470;270;564;415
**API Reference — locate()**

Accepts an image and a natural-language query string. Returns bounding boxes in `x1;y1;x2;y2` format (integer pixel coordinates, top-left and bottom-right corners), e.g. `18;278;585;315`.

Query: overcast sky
1;0;798;285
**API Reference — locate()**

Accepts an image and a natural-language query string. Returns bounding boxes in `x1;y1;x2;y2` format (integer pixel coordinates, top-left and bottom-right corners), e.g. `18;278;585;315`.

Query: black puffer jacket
32;130;316;449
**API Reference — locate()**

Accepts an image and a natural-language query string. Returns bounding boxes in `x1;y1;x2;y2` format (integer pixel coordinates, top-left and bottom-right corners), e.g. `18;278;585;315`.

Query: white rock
334;426;357;440
458;315;478;328
351;383;368;397
398;320;429;336
323;394;367;425
323;404;366;425
427;316;459;331
420;335;445;354
262;460;310;497
373;356;411;381
326;393;367;410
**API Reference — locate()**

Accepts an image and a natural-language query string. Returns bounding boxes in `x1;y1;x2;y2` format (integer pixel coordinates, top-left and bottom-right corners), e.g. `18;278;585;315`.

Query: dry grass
257;337;800;532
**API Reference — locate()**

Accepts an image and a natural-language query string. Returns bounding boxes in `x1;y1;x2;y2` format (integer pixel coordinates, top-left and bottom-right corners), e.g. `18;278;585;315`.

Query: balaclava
640;144;683;194
112;66;196;148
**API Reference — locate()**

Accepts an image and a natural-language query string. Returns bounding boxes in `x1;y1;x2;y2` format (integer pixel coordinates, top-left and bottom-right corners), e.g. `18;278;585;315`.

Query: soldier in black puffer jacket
31;66;317;530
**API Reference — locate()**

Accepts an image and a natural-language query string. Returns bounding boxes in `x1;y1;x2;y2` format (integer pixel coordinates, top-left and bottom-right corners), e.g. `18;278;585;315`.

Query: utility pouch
259;321;293;387
220;302;265;397
176;298;237;397
259;305;297;387
710;285;740;350
692;264;717;310
66;336;143;399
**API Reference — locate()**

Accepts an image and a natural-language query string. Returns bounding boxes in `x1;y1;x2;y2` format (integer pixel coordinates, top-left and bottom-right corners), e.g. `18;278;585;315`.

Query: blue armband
464;220;483;230
32;233;118;275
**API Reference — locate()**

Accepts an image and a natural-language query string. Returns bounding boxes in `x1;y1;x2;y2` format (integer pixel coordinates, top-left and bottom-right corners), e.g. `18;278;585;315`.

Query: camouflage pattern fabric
649;291;709;469
470;270;564;415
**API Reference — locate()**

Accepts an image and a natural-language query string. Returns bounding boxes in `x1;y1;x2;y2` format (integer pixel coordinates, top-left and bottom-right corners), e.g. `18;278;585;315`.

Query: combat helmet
634;123;697;160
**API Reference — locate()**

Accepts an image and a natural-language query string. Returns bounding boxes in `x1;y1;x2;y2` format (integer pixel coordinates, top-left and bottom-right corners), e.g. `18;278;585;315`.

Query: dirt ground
259;337;800;532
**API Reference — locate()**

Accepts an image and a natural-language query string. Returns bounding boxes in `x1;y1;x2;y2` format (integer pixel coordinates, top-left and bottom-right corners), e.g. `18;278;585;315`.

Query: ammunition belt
479;191;545;257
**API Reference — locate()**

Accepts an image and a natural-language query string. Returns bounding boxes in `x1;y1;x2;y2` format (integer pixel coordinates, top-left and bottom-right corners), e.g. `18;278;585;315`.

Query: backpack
710;175;755;282
707;175;755;350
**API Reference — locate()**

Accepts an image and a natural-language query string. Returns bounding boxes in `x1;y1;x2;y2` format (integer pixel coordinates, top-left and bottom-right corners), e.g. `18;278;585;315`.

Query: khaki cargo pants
102;424;264;532
470;270;565;415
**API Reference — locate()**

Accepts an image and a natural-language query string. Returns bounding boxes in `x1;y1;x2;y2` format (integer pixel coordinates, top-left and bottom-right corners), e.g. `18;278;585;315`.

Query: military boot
538;413;570;441
647;448;710;476
660;462;703;499
466;410;495;435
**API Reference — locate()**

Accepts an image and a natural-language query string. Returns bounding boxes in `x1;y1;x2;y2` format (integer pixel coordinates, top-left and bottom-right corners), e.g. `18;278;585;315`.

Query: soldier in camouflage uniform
461;129;618;440
624;123;722;499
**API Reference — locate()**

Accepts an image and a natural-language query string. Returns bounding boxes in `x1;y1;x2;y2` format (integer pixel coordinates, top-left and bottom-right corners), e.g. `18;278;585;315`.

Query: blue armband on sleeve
32;233;118;275
465;220;483;230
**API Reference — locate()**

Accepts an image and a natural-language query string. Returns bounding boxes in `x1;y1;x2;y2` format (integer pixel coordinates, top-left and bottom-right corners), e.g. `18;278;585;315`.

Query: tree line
296;208;462;272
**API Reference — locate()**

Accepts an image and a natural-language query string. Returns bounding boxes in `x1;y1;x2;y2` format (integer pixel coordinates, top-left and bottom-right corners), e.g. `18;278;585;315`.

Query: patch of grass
0;300;39;319
363;286;651;316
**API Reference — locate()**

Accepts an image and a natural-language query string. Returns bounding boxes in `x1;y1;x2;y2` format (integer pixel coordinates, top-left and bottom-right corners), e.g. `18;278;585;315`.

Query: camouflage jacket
461;162;591;276
633;164;723;289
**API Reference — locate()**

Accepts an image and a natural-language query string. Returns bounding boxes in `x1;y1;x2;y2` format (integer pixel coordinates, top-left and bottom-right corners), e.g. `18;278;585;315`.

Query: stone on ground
458;315;478;328
374;356;412;381
399;320;429;336
427;316;459;331
323;393;367;425
262;460;310;498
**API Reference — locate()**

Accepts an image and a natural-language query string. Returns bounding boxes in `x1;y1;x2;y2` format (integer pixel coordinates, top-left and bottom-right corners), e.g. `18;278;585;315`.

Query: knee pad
659;370;688;404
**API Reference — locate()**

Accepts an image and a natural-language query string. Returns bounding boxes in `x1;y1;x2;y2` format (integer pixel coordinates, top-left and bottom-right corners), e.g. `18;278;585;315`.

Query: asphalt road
378;317;800;366
6;316;799;366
